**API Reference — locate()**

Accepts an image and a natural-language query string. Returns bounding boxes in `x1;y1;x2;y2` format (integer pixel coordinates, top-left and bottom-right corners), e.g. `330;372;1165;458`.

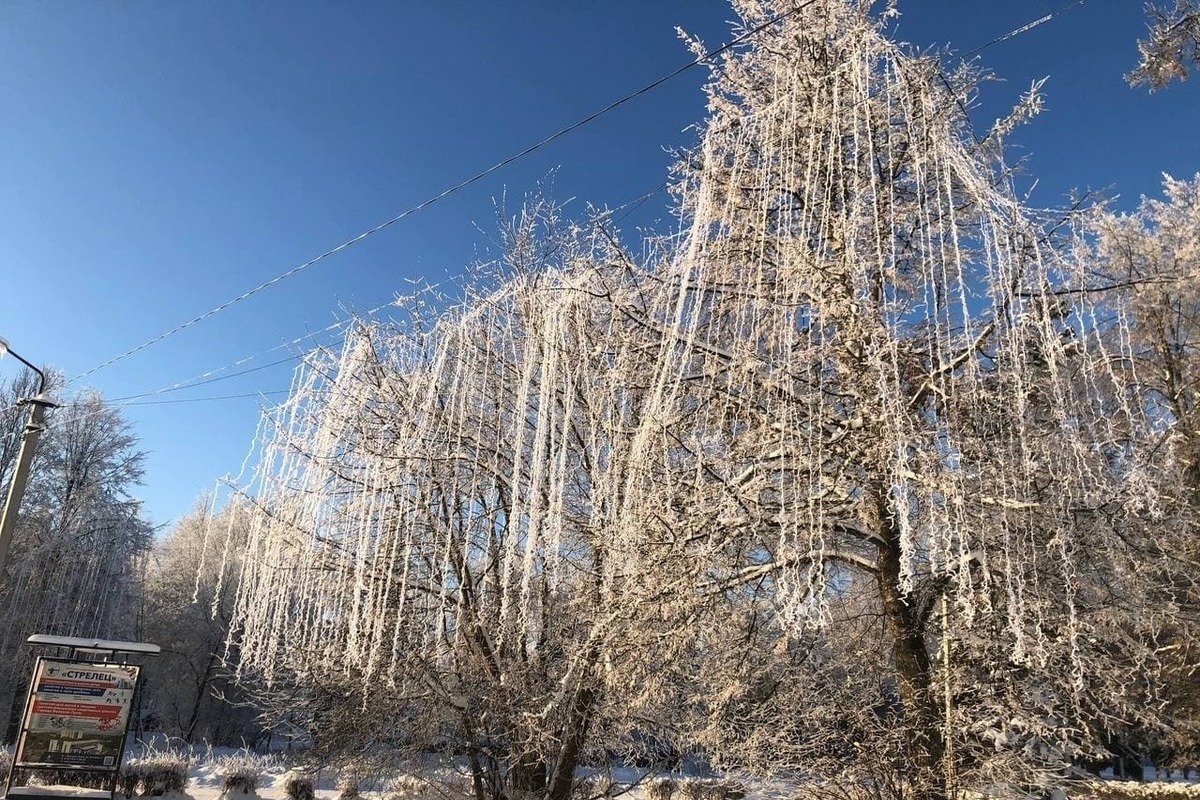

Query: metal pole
0;338;54;576
0;395;55;574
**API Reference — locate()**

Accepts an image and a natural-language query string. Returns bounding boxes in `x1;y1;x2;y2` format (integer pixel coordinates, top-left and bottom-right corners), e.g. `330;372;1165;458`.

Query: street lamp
0;337;57;574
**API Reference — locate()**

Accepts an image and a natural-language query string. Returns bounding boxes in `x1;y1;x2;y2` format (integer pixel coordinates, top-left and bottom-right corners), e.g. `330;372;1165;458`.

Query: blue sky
1;1;1196;528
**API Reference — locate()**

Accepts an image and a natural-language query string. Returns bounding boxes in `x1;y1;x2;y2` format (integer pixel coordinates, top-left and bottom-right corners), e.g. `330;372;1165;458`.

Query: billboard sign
15;658;139;770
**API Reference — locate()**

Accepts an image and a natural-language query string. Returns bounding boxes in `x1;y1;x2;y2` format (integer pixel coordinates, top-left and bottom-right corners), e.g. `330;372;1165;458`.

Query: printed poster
16;659;139;770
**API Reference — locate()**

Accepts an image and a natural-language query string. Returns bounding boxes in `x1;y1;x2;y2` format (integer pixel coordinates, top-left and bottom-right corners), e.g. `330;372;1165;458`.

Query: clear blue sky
1;1;1196;529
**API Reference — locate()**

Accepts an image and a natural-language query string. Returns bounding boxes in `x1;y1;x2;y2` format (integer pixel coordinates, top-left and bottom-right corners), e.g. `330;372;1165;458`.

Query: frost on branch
1129;0;1200;90
1087;174;1200;769
656;1;1170;790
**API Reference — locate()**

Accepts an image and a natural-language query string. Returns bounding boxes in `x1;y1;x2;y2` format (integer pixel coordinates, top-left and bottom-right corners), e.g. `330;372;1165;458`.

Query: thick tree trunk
875;497;948;800
506;672;598;800
466;751;490;800
546;684;599;800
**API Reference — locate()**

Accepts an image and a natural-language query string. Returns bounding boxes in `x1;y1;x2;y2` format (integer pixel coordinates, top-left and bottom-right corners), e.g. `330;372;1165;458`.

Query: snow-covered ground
6;747;1199;800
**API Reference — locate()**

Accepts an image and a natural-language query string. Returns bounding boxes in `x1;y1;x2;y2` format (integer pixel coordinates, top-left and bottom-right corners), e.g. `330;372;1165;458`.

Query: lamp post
0;337;56;574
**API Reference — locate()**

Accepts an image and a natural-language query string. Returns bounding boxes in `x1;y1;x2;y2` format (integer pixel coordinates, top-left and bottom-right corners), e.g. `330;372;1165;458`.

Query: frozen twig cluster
1130;0;1200;90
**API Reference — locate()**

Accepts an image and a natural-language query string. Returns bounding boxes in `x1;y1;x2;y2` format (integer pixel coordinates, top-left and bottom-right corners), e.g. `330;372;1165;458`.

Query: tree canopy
208;2;1200;797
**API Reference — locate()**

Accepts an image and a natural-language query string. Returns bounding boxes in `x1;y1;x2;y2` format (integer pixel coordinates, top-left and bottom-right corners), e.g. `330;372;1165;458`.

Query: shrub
715;781;746;800
214;751;273;796
24;768;109;789
678;780;717;800
679;781;746;800
135;753;190;796
119;761;146;798
1074;781;1200;799
337;775;362;800
442;771;474;798
385;774;431;800
334;755;394;798
574;776;618;800
646;778;676;800
283;771;316;800
221;770;259;796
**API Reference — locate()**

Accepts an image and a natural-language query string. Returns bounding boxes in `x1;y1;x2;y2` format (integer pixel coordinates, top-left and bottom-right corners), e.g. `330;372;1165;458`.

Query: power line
68;0;820;386
102;296;401;406
108;354;302;404
46;181;669;430
66;0;1087;395
121;390;290;407
962;0;1089;57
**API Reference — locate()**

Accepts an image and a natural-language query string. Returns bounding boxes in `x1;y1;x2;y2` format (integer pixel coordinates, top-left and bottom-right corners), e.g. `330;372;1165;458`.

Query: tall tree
0;374;153;737
222;2;1182;798
141;498;261;745
635;1;1172;794
1086;174;1200;768
219;205;689;799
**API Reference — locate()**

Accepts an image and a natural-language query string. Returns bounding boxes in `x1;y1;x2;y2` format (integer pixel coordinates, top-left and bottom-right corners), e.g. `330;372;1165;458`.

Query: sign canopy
26;635;161;656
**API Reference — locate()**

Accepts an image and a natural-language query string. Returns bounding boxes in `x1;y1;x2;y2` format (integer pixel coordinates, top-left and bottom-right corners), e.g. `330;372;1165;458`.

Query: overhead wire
67;0;822;386
19;183;668;438
106;296;405;405
60;181;670;422
121;391;291;407
961;0;1089;58
53;0;1092;417
109;354;303;404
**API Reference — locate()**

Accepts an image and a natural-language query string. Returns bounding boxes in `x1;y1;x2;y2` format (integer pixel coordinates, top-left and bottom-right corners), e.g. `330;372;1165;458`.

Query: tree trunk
183;651;218;743
509;748;548;799
3;687;25;745
546;683;599;800
875;497;948;800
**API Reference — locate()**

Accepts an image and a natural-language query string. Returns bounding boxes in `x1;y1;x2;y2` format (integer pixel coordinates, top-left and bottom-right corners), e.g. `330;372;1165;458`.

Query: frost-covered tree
1086;175;1200;768
219;204;698;800
220;2;1182;798
632;1;1175;795
141;498;261;745
0;374;153;738
1130;0;1200;90
1092;175;1200;507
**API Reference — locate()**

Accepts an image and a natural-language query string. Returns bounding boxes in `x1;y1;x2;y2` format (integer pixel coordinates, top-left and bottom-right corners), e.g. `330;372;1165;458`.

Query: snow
4;749;1198;800
24;636;161;656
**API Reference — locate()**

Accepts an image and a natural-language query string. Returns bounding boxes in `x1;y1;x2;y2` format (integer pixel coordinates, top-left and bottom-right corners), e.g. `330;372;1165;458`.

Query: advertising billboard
15;659;139;770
